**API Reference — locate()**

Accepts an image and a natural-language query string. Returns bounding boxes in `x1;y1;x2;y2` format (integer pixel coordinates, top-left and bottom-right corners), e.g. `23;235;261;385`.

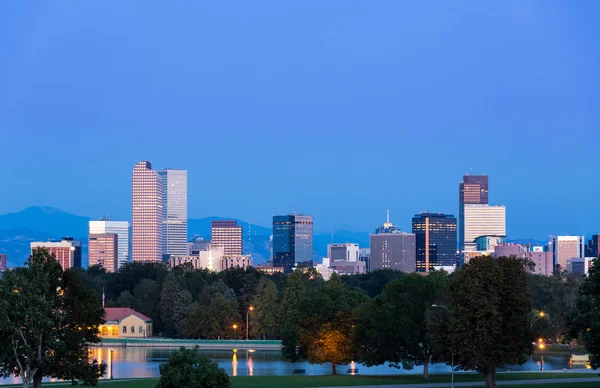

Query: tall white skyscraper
89;220;130;270
463;204;506;252
157;169;188;256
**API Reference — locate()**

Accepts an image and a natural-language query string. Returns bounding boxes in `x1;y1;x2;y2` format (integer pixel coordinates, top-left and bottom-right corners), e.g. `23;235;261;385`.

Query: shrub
157;346;232;388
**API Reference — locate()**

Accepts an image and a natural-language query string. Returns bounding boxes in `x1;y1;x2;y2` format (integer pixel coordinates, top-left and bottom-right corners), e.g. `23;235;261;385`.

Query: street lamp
432;304;454;388
246;306;254;341
109;348;114;380
232;324;238;341
531;311;547;328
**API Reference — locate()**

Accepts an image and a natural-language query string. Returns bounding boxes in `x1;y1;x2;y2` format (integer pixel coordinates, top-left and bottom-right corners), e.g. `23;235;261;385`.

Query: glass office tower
272;214;313;273
412;212;457;272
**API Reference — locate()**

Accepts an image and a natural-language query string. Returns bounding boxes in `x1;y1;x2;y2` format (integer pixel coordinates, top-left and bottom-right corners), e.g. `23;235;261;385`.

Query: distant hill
0;206;91;238
0;227;61;267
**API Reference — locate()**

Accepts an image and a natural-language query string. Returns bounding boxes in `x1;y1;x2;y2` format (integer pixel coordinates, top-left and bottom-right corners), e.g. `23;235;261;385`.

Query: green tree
572;257;600;368
250;278;280;339
181;292;242;339
431;256;532;388
341;269;404;297
355;271;449;379
133;279;162;331
293;274;366;375
279;271;306;361
157;346;232;388
160;272;192;337
197;279;236;306
0;249;105;388
44;269;106;386
528;269;581;343
116;290;137;308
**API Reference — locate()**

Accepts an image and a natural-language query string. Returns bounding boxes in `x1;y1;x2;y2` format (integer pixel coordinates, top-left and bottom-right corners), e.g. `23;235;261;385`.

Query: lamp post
232;324;238;341
432;304;454;388
531;311;546;328
246;306;254;341
109;348;114;380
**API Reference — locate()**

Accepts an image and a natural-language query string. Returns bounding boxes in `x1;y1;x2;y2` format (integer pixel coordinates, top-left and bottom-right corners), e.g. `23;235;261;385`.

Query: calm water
0;347;590;385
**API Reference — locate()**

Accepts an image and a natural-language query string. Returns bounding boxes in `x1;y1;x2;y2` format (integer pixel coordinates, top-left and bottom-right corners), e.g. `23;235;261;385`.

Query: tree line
3;250;600;388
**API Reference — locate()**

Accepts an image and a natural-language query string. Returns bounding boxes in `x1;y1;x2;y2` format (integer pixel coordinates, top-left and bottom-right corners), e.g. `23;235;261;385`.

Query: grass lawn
6;372;598;388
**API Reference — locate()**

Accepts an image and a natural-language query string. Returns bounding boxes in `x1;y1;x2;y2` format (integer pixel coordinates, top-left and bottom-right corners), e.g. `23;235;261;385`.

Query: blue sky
0;1;598;239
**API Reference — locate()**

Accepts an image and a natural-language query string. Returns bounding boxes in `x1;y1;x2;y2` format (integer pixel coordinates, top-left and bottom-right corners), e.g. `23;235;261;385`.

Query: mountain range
0;206;370;268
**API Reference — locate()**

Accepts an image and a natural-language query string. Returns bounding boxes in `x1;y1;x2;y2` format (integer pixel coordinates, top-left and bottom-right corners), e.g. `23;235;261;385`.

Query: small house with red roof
100;307;153;338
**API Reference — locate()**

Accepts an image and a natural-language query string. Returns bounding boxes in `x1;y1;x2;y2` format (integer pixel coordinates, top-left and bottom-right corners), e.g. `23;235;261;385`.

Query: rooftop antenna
384;209;392;228
331;230;334;244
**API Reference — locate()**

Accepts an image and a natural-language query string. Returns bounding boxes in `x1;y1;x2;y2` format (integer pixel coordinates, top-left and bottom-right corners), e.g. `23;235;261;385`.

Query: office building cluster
19;165;597;278
311;174;597;278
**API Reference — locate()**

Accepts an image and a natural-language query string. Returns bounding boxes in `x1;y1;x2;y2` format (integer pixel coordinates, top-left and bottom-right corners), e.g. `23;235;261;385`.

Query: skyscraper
132;161;162;262
370;214;416;272
0;254;6;272
462;204;506;252
157;169;188;257
89;220;130;270
550;236;585;269
88;233;118;273
211;220;243;256
412;212;457;272
272;214;313;273
586;234;599;258
459;175;489;254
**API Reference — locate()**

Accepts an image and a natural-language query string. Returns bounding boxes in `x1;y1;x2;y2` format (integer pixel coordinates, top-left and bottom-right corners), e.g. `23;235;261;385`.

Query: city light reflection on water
0;347;591;385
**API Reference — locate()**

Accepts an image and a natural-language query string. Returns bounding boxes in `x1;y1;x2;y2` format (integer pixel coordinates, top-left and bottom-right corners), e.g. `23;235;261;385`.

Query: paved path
322;377;600;388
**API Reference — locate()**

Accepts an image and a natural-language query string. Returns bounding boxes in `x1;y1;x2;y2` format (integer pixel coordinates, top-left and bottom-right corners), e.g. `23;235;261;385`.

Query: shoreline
98;338;282;350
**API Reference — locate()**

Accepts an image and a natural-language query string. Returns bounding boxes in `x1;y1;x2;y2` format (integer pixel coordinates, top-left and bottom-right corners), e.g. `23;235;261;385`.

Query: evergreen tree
279;271;306;361
250;278;280;339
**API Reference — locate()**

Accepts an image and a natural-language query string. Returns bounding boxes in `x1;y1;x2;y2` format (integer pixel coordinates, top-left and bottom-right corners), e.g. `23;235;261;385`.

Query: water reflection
247;350;254;376
232;350;238;377
0;347;593;384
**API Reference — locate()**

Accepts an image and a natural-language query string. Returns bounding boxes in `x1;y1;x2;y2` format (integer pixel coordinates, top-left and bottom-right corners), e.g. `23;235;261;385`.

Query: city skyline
0;2;598;240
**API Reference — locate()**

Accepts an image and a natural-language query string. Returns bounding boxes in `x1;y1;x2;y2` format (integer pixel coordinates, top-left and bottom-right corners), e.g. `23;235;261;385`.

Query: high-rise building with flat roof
359;248;371;272
88;233;118;273
132;161;162;262
0;254;6;271
586;234;599;258
89;220;130;270
211;220;243;256
459;175;489;254
463;204;506;253
30;238;82;271
327;243;359;262
157;169;188;257
412;212;457;272
549;236;584;269
370;214;416;272
273;214;313;273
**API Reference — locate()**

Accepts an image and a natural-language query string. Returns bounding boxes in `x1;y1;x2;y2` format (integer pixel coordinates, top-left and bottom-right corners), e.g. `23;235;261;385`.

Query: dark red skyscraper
459;174;489;255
